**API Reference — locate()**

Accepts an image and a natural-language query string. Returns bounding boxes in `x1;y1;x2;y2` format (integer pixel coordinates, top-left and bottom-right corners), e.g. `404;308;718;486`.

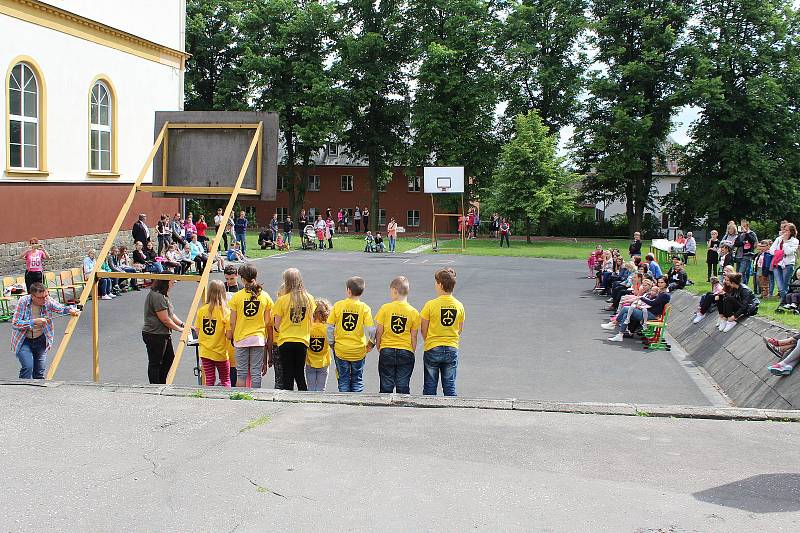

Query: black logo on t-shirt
342;312;358;332
290;306;307;324
309;337;324;353
202;318;216;336
440;308;457;327
243;300;260;318
391;315;407;334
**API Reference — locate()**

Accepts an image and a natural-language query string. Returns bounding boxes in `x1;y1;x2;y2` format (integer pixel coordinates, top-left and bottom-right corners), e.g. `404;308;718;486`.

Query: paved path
1;384;798;531
0;252;714;405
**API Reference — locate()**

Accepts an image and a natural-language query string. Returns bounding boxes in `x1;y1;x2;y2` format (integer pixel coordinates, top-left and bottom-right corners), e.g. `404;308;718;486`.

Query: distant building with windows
241;142;435;233
0;0;185;270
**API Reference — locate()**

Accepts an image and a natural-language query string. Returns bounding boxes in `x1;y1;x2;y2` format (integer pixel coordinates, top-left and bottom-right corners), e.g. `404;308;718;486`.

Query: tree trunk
296;148;311;221
283;117;297;221
526;216;532;244
368;155;379;233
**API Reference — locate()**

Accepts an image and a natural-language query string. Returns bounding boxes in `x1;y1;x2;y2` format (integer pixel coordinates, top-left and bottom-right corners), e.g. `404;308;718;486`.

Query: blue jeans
283;231;292;246
99;278;112;296
17;335;47;379
378;348;415;394
775;265;795;298
739;256;753;286
616;307;656;333
144;262;164;274
388;236;396;252
333;355;366;392
423;346;458;396
236;232;246;255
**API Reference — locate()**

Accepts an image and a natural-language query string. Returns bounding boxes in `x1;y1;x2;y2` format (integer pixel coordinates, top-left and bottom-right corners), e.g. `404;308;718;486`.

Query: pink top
387;222;397;238
24;250;45;272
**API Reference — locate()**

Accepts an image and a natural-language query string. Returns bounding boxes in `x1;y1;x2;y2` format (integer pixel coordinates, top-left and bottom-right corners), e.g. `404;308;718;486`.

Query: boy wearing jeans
420;268;465;396
375;276;420;394
327;277;375;392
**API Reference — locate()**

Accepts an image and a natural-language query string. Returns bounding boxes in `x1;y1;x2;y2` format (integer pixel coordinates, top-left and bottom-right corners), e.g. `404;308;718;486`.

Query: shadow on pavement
693;473;800;513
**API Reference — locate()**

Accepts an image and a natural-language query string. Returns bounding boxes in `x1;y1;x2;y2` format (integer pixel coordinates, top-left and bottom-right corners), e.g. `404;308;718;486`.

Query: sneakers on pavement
768;363;793;376
101;295;113;300
692;313;705;324
608;333;624;342
722;321;736;333
601;322;617;330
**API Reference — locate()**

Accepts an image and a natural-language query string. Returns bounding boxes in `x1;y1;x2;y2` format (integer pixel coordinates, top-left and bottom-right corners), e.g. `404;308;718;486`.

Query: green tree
409;0;502;199
499;0;589;135
574;0;693;235
664;0;800;227
184;0;249;111
490;111;578;242
334;0;414;232
241;0;342;221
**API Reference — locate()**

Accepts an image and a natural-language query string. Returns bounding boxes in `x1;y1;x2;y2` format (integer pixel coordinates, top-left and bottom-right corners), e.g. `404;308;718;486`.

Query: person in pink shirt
21;238;49;293
183;214;197;241
387;217;398;253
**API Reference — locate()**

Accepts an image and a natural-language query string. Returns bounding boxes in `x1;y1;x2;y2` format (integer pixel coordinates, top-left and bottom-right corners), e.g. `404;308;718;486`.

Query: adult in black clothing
298;209;308;236
258;227;275;249
718;244;734;271
666;262;688;292
735;220;758;286
132;214;150;245
629;232;642;258
718;272;758;333
141;279;184;384
706;229;720;280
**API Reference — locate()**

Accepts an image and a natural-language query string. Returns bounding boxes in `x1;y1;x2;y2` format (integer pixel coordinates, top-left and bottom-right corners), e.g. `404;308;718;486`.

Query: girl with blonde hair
306;299;332;391
271;268;316;390
194;280;232;387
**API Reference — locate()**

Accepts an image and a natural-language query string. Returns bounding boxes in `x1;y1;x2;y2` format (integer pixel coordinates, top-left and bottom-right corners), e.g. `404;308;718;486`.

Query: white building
0;0;186;267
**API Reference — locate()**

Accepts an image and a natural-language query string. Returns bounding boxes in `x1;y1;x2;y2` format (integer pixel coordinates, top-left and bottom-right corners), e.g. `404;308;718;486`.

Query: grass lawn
432;236;800;330
208;230;427;256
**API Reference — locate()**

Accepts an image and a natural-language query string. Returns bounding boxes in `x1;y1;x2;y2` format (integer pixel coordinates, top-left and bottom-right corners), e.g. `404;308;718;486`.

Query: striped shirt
11;295;75;356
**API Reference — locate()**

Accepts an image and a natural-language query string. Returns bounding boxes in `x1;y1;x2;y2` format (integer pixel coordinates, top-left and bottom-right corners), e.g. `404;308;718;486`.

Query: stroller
301;225;317;250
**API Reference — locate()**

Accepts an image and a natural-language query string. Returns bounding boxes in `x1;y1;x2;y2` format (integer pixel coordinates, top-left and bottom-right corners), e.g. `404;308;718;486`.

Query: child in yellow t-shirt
223;265;243;386
194;280;232;387
306;298;332;392
326;276;375;392
375;276;420;394
420;268;465;396
271;268;315;391
228;264;273;388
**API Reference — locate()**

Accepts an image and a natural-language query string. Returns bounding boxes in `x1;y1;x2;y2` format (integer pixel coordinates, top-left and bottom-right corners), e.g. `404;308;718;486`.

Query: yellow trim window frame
87;76;119;177
5;55;48;177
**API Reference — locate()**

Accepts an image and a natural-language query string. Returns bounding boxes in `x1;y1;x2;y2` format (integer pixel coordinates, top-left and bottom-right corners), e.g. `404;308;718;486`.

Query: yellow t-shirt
306;322;331;368
327;298;374;361
194;304;230;362
229;288;273;343
271;292;315;346
375;300;420;352
420;294;465;351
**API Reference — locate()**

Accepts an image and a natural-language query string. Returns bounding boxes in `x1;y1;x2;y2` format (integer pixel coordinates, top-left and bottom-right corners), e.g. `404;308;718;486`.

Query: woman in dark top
141;280;185;384
706;229;720;280
605;276;670;341
298;209;308;236
717;272;757;333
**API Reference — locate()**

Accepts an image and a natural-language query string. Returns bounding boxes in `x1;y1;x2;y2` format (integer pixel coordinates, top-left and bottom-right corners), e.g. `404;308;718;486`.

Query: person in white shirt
769;222;799;299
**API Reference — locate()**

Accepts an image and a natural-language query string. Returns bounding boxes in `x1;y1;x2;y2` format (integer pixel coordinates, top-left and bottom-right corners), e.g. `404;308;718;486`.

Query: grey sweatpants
305;366;328;392
235;346;265;388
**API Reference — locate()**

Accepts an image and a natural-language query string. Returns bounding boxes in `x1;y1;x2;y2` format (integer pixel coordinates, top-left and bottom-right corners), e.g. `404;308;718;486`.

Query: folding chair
71;267;88;290
43;271;63;302
58;270;79;305
0;279;13;322
642;304;671;351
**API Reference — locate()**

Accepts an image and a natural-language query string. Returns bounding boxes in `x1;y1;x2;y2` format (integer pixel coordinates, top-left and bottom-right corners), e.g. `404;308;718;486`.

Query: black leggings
611;284;630;308
24;271;43;293
707;262;718;280
278;342;307;391
719;295;743;318
500;233;510;247
142;332;174;384
699;292;718;314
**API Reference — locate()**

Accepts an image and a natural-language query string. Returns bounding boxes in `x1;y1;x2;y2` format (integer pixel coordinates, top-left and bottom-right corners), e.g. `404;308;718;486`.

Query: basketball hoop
438;187;449;193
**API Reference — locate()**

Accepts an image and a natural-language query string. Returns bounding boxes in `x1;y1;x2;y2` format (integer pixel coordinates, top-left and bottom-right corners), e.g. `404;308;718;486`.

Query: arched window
8;62;39;169
90;80;112;172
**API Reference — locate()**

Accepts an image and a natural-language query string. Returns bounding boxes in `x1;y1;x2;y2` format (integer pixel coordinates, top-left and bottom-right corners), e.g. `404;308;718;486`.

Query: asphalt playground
0;251;719;405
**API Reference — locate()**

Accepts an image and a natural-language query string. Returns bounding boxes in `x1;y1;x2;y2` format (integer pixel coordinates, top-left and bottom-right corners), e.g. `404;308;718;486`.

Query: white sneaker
109;293;117;298
723;321;737;333
101;295;112;300
601;322;617;330
717;320;726;331
692;313;705;324
608;333;624;342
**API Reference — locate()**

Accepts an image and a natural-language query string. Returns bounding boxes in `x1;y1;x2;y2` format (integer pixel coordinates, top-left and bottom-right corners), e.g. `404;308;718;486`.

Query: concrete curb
1;380;798;421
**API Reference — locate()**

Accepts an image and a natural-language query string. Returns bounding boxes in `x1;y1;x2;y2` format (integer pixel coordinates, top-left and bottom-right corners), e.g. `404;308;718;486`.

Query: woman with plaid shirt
11;283;79;379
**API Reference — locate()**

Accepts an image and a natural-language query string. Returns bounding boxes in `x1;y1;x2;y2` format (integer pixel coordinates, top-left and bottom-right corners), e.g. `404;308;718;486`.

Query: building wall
240;166;437;233
596;174;681;228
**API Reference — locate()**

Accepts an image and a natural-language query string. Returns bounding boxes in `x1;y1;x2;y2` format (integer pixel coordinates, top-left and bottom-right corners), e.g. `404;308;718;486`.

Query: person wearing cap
132;214;150;245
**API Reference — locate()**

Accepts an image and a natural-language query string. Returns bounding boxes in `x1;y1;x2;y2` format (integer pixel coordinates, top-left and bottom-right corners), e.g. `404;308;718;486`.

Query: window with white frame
90;81;112;172
277;207;288;222
308;174;320;191
277;174;286;191
8;63;39;169
407;210;420;227
408;175;421;192
378;209;386;226
327;142;338;156
341;174;353;192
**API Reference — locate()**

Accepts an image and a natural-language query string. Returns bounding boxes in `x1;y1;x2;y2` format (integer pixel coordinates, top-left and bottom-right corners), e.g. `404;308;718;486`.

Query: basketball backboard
424;166;465;193
152;111;279;200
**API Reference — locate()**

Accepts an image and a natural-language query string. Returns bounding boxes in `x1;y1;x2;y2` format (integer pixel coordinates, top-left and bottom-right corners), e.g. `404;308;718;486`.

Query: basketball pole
431;193;437;251
461;193;466;251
